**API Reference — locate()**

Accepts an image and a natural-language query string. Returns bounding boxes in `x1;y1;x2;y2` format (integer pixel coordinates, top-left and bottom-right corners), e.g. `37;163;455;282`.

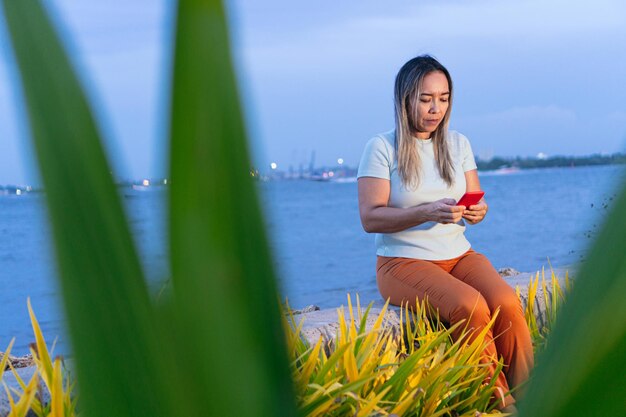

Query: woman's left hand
462;200;488;224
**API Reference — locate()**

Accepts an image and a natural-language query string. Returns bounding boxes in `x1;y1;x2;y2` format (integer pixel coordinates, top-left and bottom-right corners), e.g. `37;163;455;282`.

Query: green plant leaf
168;0;297;415
518;175;626;417
1;1;169;416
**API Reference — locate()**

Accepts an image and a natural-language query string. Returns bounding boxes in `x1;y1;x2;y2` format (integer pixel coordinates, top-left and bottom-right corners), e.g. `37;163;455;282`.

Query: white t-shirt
357;129;478;260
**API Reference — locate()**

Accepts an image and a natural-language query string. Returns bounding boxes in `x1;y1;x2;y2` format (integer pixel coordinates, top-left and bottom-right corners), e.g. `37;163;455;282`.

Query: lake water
0;165;624;355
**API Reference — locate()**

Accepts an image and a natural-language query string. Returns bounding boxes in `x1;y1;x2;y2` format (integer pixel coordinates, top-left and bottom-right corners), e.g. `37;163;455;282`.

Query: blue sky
1;0;625;184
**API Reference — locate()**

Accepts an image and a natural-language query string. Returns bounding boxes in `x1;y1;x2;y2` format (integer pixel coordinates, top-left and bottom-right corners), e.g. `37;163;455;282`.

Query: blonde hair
394;55;455;189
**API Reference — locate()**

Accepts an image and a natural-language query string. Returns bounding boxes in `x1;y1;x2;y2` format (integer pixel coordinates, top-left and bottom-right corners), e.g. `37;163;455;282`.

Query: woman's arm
463;169;488;224
358;177;465;233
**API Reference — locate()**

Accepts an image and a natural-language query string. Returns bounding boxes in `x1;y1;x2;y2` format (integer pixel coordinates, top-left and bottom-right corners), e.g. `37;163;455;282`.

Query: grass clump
285;268;571;417
286;295;505;417
515;268;569;351
1;299;76;417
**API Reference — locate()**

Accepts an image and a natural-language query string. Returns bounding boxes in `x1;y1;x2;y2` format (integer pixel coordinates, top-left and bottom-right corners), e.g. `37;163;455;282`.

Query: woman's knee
451;292;491;326
376;274;420;308
493;288;524;318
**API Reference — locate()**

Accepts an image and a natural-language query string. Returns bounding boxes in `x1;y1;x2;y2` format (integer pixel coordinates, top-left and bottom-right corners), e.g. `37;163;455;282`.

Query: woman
357;55;533;413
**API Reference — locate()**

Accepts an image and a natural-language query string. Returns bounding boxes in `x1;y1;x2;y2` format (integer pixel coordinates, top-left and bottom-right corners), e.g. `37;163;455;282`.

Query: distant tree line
476;153;626;171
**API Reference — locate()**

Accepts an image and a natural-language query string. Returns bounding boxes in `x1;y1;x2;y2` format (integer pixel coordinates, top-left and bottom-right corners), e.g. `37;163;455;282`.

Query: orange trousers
376;249;534;408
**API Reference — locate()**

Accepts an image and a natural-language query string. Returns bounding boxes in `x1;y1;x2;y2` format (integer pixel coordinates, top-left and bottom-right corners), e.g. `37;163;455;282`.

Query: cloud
237;0;626;60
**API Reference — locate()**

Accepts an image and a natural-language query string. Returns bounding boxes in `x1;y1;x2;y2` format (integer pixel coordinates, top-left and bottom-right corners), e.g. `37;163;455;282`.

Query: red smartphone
456;191;485;208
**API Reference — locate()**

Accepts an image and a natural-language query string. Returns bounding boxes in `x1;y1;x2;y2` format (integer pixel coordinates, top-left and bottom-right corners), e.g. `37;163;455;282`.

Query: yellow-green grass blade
389;386;420;416
296;337;324;388
0;338;15;382
168;0;296;415
313;343;353;385
299;377;374;416
1;2;169;416
50;358;64;417
7;362;27;392
355;386;391;417
380;341;434;400
346;295;359;343
27;299;53;388
7;372;38;417
519;176;626;417
357;300;389;353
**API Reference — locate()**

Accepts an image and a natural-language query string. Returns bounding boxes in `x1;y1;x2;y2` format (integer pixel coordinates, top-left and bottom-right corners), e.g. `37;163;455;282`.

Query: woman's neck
409;127;432;139
412;131;431;140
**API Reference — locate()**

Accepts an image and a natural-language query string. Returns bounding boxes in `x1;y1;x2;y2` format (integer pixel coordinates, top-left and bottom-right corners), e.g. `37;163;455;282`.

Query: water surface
0;165;623;355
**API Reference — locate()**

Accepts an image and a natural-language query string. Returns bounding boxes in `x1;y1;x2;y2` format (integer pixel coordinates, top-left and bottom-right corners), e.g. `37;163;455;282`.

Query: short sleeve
460;134;478;172
357;136;392;180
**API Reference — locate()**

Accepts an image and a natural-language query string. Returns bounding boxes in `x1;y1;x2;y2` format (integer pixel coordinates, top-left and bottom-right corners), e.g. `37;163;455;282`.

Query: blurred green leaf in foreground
1;0;297;416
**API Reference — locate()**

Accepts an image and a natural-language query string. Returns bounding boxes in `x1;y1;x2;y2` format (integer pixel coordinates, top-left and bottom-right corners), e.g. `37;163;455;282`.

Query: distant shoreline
476;152;626;171
2;154;625;190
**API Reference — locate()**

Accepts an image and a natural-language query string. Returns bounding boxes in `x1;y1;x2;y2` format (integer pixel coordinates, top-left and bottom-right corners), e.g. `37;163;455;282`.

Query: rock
288;305;320;315
498;267;520;277
1;353;35;370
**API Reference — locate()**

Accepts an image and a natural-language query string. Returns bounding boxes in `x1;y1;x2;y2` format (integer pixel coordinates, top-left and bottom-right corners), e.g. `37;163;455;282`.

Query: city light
270;162;277;170
337;158;344;165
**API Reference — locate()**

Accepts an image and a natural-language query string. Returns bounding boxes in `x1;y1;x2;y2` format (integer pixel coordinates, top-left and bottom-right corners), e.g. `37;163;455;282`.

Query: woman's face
409;70;450;139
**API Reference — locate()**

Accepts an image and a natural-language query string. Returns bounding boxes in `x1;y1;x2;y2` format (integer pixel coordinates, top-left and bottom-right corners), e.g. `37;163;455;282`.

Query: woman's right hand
424;198;465;224
359;178;464;233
